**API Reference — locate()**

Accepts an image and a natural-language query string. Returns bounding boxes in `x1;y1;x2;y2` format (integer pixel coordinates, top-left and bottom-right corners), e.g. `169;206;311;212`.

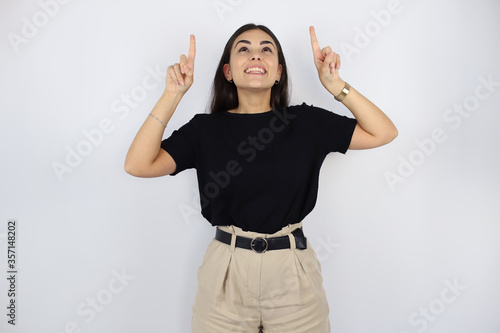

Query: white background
1;0;499;332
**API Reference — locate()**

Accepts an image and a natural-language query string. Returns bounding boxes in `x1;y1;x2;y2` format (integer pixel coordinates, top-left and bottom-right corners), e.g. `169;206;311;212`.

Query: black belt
215;227;307;253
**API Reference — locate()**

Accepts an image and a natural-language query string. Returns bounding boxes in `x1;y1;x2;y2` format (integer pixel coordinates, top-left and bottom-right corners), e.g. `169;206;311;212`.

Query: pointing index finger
187;34;196;65
309;26;321;55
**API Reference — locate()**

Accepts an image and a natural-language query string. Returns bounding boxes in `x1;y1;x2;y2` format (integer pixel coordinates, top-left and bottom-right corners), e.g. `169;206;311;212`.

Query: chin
244;80;274;90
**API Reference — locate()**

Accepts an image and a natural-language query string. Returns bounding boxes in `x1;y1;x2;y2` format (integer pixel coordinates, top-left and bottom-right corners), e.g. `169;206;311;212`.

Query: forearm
328;80;398;141
124;91;183;172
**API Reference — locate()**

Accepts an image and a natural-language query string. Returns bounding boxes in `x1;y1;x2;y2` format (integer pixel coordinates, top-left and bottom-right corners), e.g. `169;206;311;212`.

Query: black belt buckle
250;237;268;253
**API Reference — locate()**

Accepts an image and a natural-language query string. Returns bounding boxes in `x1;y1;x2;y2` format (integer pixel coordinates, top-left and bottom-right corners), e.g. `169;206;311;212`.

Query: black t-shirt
160;102;357;234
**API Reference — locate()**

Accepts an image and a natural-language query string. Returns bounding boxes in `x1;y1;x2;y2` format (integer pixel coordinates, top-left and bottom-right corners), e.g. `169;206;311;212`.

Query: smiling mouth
244;67;267;74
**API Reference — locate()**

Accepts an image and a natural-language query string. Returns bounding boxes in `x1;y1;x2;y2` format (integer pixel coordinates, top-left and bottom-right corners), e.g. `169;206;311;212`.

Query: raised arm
124;34;196;177
309;26;398;149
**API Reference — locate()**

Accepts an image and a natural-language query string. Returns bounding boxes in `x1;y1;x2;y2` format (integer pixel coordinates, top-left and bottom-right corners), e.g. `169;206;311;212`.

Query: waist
214;224;307;253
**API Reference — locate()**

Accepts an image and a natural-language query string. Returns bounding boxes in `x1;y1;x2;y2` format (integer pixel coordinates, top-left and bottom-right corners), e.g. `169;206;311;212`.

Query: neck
231;88;272;114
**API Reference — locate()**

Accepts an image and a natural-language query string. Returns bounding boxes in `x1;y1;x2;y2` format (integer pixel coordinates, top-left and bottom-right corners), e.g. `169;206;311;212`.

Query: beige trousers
191;221;331;333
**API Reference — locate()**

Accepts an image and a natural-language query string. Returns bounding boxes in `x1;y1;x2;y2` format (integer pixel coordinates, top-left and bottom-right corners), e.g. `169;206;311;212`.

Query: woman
125;23;397;333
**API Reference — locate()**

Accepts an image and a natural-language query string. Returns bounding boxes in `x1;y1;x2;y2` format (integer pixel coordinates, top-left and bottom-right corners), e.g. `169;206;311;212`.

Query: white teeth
245;67;265;74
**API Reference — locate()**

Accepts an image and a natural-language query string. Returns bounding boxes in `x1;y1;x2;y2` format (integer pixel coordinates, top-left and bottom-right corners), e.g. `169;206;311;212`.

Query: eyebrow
234;40;276;50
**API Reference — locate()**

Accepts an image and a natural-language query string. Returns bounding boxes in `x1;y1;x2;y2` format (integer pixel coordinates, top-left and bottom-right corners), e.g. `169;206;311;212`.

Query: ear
223;64;232;81
276;64;283;82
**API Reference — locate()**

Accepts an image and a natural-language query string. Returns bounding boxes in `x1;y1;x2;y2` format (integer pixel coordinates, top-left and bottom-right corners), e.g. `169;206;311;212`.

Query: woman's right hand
165;34;196;95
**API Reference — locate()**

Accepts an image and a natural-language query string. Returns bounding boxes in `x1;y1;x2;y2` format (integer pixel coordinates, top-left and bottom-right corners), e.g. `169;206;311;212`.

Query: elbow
124;153;136;176
124;160;162;178
381;120;398;144
382;128;398;146
388;126;398;143
124;160;144;177
124;161;137;176
377;127;399;147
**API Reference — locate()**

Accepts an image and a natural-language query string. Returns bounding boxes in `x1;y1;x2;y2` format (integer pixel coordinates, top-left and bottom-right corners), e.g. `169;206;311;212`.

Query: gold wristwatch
334;82;351;102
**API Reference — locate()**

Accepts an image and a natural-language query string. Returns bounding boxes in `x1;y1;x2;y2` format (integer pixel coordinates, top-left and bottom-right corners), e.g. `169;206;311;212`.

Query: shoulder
186;112;221;124
289;102;355;119
192;111;226;120
180;112;226;132
285;103;357;131
287;102;330;114
285;102;336;119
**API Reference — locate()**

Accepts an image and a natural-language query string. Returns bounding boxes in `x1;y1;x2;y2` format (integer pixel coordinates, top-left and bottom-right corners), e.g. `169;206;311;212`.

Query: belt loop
288;233;296;250
229;225;236;252
230;234;236;252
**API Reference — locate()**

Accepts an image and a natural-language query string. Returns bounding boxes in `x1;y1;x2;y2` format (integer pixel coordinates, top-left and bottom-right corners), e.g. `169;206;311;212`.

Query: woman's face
224;29;282;91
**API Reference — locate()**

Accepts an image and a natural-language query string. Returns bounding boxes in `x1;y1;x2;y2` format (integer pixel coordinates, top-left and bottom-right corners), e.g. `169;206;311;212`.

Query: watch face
335;83;350;101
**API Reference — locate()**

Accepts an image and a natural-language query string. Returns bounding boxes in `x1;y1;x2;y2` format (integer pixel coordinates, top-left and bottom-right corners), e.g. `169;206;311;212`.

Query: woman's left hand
309;26;345;96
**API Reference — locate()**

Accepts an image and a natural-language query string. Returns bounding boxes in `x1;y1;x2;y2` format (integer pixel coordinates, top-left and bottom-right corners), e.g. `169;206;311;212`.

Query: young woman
125;24;397;333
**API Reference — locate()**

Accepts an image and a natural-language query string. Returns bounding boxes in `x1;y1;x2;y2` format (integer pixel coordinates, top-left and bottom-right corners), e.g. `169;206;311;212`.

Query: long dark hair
209;23;290;114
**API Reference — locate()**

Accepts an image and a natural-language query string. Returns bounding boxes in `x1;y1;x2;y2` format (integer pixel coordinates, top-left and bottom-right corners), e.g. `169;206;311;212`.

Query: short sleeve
160;114;199;176
306;103;357;154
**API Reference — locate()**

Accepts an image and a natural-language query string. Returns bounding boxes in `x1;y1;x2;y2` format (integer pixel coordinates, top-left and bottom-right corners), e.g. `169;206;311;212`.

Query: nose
250;50;261;60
